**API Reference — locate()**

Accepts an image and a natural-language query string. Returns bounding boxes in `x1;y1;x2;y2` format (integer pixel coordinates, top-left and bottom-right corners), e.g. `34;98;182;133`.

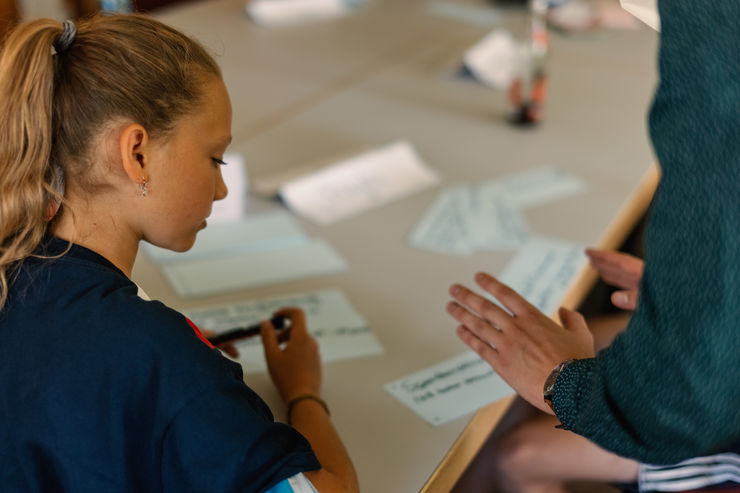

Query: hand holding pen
207;315;291;346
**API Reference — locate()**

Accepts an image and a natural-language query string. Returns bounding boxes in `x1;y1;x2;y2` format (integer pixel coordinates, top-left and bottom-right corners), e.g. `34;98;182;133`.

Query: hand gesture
585;248;644;310
261;307;322;403
447;273;595;414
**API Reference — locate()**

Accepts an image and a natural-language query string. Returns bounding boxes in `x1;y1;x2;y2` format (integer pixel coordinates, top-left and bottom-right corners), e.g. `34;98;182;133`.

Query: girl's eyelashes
211;157;228;166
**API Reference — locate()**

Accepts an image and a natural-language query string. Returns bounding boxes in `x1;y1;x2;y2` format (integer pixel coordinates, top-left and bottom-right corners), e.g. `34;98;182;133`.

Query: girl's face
142;76;232;252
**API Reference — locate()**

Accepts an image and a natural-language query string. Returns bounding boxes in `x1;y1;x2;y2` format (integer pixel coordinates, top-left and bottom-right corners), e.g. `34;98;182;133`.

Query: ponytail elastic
53;20;77;55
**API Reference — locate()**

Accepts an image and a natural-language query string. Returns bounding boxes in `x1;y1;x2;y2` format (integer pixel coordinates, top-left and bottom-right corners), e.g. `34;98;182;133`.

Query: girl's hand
261;307;322;403
585;249;644;310
447;273;595;414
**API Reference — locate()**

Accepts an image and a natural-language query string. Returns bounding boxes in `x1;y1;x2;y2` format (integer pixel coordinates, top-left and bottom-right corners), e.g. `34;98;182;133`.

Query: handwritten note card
185;288;382;373
280;140;440;225
495;236;588;316
409;186;528;255
408;166;585;255
385;351;513;426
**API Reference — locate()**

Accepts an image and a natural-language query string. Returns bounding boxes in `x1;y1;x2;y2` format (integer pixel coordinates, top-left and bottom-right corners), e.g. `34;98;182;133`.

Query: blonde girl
0;15;357;493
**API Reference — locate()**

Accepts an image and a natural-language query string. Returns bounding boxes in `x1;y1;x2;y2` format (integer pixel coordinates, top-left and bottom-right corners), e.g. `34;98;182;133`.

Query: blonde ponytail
0;20;63;308
0;15;221;309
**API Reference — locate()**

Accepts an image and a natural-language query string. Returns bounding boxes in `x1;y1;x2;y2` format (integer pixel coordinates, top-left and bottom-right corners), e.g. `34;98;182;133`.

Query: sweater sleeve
551;0;740;464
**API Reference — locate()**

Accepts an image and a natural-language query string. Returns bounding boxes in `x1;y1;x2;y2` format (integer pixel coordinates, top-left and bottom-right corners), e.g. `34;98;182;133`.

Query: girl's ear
119;123;149;186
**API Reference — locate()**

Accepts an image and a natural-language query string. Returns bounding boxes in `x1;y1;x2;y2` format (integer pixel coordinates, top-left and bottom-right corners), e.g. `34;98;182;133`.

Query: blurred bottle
507;0;549;125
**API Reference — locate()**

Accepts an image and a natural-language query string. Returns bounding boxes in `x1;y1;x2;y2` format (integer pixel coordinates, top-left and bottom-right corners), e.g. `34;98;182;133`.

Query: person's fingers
220;344;239;359
473;272;539;318
449;283;515;331
273;307;307;335
456;325;499;365
611;290;638;310
260;319;280;359
447;301;505;348
558;307;588;333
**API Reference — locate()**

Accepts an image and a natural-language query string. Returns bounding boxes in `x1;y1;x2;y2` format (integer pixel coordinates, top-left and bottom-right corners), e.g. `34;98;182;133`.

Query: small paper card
463;30;518;89
280;140;440;225
385;351;513;426
247;0;356;27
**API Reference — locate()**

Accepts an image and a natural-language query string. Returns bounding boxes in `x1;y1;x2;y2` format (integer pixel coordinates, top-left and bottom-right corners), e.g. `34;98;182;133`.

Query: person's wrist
543;359;575;413
286;393;330;424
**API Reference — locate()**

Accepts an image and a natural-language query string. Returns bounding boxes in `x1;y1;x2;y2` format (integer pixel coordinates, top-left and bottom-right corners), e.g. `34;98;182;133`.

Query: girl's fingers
260;320;280;358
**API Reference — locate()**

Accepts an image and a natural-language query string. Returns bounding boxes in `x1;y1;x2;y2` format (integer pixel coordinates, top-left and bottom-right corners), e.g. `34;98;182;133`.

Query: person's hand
585;248;644;310
447;273;595;414
261;307;322;404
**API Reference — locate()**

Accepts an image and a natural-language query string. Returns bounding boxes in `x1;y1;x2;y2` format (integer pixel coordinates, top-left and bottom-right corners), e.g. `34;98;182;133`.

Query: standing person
477;250;739;493
447;0;740;467
0;15;358;493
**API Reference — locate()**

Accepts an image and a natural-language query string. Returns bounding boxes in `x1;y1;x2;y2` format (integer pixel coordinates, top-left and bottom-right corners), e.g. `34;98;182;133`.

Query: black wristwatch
543;359;575;412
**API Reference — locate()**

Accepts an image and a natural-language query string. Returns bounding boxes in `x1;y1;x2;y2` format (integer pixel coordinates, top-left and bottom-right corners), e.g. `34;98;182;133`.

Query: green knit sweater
552;0;740;464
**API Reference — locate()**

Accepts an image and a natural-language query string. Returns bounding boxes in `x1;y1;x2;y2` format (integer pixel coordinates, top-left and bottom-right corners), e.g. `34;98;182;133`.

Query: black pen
207;315;290;346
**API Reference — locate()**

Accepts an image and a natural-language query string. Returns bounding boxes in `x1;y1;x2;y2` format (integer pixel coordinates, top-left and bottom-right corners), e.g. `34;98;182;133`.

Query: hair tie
53;20;77;55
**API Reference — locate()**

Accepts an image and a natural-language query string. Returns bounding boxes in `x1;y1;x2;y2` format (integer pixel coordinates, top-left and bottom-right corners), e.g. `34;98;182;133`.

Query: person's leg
493;413;639;493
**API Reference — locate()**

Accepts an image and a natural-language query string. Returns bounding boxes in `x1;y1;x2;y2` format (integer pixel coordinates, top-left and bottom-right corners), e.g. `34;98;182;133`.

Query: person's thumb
558;307;588;333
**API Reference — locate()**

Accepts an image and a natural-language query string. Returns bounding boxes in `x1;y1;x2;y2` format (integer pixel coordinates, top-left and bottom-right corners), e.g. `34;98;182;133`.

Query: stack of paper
144;211;347;298
408;166;585;255
185;288;383;373
279;140;441;225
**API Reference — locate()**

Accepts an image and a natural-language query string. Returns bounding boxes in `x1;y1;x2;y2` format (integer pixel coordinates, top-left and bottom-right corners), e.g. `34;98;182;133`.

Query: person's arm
261;308;359;493
552;0;740;464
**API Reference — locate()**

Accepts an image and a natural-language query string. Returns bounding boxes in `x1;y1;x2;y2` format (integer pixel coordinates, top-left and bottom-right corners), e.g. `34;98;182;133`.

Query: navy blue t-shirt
0;237;320;492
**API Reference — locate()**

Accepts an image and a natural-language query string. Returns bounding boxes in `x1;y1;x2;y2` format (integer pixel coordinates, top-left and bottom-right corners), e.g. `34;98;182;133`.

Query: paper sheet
144;211;308;264
481;165;586;210
209;153;248;223
280;140;440;225
408;186;528;255
246;0;356;27
385;351;513;426
495;236;588;316
160;239;347;298
185;288;382;373
462;30;518;89
408;166;585;255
